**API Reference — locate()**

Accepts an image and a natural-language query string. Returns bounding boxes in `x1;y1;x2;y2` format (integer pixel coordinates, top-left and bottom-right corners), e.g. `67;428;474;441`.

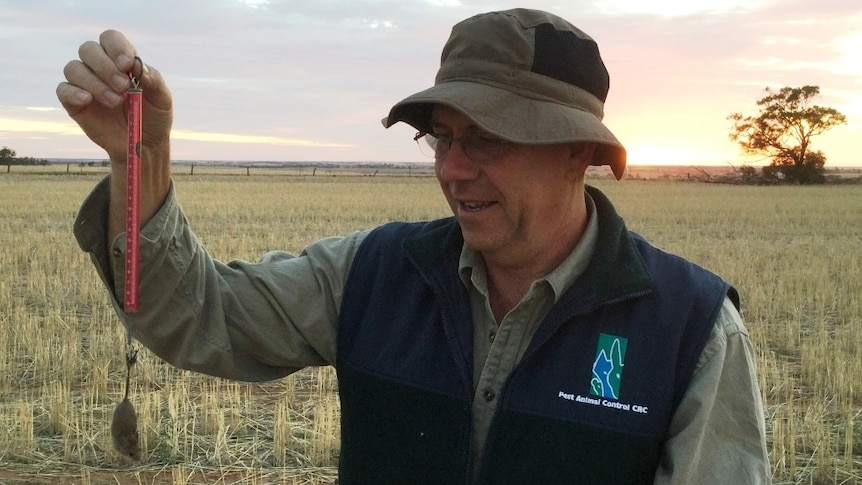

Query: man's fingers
56;81;93;115
56;29;174;159
85;30;171;112
62;57;124;108
99;30;137;74
78;38;131;92
70;31;142;108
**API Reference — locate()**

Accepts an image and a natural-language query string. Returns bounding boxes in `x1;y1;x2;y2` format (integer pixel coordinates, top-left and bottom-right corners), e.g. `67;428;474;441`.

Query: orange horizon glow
2;2;859;168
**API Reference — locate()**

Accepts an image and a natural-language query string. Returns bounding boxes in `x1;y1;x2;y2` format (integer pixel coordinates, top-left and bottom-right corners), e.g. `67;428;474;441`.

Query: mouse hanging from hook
111;345;140;460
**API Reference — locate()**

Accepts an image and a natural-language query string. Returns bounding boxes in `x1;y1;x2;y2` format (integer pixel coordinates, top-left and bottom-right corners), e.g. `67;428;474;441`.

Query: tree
0;146;16;163
728;86;846;184
0;147;49;167
773;148;826;184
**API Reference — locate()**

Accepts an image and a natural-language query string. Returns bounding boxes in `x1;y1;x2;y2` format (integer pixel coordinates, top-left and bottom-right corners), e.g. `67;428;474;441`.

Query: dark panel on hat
531;23;609;102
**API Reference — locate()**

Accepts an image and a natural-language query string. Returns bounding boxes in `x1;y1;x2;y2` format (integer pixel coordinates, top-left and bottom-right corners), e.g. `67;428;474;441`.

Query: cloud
0;117;82;136
592;0;769;17
1;0;859;165
171;129;352;148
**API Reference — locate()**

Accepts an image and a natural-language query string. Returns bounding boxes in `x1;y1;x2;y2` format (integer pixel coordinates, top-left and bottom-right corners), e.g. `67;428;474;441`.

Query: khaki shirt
74;177;770;483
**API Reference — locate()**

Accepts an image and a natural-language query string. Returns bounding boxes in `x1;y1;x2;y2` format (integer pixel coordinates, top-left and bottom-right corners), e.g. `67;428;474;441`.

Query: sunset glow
0;1;859;167
171;130;352;148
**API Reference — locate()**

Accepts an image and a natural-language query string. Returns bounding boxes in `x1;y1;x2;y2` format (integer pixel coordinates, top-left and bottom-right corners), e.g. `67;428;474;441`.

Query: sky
1;0;860;167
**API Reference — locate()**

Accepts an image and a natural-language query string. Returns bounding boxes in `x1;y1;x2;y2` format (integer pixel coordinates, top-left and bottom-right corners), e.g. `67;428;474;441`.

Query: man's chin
460;231;501;255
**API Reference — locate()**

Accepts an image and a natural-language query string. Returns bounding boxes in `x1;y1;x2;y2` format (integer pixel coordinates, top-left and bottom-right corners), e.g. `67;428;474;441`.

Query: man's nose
435;140;479;182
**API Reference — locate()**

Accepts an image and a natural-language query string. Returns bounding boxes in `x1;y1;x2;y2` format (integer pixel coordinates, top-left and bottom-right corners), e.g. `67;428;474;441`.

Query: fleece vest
335;186;737;484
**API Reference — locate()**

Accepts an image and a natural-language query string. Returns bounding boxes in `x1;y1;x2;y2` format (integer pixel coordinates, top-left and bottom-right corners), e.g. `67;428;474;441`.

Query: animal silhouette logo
590;334;628;400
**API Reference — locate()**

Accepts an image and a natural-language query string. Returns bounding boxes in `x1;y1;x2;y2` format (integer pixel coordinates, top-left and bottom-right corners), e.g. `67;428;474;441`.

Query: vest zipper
435;304;479;485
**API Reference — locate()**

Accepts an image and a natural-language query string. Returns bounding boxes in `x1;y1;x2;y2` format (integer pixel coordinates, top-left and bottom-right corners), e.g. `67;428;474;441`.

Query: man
59;8;771;484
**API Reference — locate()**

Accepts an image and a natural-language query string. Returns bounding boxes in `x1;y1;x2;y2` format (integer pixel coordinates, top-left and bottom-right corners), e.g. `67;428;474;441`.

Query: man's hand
58;30;174;257
57;30;172;164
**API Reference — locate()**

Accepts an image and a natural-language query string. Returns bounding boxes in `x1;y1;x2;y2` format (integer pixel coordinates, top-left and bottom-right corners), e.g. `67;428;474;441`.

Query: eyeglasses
414;131;514;162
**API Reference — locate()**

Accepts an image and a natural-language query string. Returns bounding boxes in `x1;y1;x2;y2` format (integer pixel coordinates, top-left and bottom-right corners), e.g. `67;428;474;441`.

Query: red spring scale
124;74;142;313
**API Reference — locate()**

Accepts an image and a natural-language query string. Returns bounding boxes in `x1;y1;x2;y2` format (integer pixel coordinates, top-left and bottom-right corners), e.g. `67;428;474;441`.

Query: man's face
431;105;589;265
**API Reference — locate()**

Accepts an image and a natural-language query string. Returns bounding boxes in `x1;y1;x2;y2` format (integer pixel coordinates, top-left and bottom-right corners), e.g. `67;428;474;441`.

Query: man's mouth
461;201;496;211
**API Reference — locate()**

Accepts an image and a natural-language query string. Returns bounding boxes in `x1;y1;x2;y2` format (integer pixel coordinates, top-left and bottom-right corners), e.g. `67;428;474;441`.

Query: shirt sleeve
654;297;772;484
74;176;365;381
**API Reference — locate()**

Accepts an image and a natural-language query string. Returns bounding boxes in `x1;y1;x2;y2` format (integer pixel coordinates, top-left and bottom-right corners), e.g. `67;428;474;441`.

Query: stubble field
0;168;860;484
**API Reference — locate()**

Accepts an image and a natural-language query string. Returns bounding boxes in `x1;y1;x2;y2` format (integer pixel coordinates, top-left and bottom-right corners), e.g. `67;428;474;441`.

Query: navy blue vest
336;186;736;484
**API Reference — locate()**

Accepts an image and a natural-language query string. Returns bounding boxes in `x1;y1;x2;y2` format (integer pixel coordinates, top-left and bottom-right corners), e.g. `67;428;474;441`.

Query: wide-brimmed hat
382;8;626;180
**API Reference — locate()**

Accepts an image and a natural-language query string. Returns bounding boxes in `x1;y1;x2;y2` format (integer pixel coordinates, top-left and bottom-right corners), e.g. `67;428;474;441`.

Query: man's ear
568;142;597;179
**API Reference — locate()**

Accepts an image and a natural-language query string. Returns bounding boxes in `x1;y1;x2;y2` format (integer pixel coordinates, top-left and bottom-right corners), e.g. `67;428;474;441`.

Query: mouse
111;398;140;460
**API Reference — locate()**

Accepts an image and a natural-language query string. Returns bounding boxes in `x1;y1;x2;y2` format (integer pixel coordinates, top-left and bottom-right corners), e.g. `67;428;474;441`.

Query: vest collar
403;185;654;305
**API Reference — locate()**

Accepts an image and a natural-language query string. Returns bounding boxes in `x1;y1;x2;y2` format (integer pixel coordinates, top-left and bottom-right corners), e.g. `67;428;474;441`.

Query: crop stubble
0;171;859;484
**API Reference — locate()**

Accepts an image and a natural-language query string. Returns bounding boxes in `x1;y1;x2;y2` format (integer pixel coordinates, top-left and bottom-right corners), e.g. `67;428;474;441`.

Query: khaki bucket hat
382;8;626;179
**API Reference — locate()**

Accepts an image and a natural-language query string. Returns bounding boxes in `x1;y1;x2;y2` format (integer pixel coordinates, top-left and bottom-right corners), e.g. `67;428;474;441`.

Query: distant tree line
1;146;50;166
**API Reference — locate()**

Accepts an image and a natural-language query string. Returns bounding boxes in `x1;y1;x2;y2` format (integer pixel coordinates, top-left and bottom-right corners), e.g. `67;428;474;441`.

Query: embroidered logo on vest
558;334;647;414
590;333;628;400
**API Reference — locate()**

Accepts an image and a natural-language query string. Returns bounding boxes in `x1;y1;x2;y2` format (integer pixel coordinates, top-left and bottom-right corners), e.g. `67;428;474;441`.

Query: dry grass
0;168;860;484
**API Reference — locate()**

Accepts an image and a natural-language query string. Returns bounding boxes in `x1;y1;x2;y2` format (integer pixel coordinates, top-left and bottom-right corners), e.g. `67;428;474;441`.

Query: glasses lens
425;134;440;152
414;132;510;162
416;133;438;158
463;135;510;162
